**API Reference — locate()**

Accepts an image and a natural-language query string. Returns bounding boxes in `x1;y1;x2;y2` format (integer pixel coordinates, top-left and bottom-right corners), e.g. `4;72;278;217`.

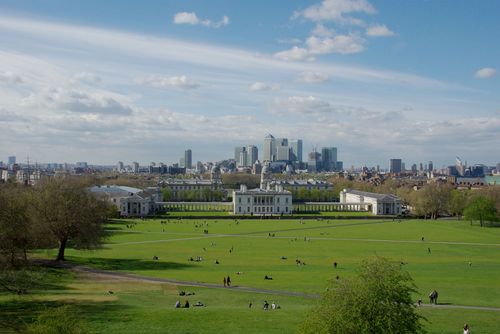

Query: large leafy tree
34;178;110;261
300;257;426;334
0;184;38;265
463;195;497;227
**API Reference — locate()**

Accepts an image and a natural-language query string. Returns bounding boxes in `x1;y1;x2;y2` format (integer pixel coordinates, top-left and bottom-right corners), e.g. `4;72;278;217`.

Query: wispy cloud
296;71;329;83
173;12;229;28
474;67;497;79
249;82;280;92
138;75;200;89
366;24;395;37
293;0;375;25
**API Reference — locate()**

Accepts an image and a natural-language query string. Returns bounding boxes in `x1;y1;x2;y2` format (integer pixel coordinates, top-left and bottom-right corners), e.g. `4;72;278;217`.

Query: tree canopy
463;195;498;227
300;257;425;334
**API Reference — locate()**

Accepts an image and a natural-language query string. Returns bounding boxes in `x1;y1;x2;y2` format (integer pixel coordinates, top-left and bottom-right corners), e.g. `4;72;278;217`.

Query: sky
0;0;498;169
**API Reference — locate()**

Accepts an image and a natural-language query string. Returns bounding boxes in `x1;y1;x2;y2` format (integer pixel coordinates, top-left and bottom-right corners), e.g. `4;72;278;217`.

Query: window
277;198;280;203
248;207;250;212
247;198;250;203
239;206;241;212
238;198;241;203
286;198;289;203
286;207;288;212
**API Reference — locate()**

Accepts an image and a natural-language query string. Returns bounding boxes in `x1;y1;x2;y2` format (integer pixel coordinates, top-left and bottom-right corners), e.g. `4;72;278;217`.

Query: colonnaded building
340;188;402;215
90;185;163;217
232;165;292;215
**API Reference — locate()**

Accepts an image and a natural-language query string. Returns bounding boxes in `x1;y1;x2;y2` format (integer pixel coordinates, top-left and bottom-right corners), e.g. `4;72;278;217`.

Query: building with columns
340;189;402;215
232;163;292;215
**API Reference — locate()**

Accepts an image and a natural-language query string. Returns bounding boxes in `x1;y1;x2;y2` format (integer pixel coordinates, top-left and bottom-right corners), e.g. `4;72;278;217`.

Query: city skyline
0;1;499;166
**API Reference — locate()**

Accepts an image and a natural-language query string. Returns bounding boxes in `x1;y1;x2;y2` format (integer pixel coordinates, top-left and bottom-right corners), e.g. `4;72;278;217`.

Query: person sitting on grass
263;301;269;310
194;301;204;307
174;300;181;308
184;300;190;308
264;275;273;280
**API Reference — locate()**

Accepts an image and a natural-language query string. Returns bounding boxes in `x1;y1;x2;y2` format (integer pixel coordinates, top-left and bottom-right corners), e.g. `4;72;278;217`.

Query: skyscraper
263;134;275;162
234;146;246;165
8;156;16;165
289;139;303;162
307;151;321;172
184;149;192;169
390;159;402;173
321;147;338;171
247;145;258;165
276;146;290;161
428;161;433;172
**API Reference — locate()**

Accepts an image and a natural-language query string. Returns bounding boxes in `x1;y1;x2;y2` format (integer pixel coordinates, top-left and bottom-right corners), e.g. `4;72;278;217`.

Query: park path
41;261;500;312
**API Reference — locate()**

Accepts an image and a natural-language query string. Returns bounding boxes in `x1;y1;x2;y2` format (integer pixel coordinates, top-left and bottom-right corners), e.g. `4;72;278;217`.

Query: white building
90;185;163;217
340;189;402;215
233;185;292;215
232;164;292;215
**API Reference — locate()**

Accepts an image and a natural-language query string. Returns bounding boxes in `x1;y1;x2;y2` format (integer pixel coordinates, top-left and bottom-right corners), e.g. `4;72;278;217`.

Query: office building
289;139;303;162
307;151;321;172
390;159;402;174
263;134;275;161
8;156;16;166
234;146;246;166
181;149;192;169
117;161;124;172
247;145;258;165
428;161;433;172
132;162;139;173
321;147;337;171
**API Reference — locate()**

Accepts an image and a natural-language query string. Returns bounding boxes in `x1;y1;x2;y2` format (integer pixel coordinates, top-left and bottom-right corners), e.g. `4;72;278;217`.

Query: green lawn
5;217;500;333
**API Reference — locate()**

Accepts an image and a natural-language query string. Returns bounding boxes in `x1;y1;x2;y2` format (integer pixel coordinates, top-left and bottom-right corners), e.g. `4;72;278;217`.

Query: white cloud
474;67;497;79
306;34;365;54
296;71;329;83
294;0;376;25
0;71;24;84
366;24;395;37
312;24;334;37
173;12;229;28
139;75;200;89
249;82;280;92
22;87;134;115
274;33;364;61
273;46;314;61
270;96;335;114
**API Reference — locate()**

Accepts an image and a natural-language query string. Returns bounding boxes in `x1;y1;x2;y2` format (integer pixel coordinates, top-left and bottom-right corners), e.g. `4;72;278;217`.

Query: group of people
262;300;280;310
174;300;204;308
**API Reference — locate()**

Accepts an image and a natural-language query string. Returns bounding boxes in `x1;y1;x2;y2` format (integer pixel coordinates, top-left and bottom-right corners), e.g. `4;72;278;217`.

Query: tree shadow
0;298;131;333
69;257;196;272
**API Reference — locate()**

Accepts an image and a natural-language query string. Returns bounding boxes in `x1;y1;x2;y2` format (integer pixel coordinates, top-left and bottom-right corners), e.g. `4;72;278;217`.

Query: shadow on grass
0;298;130;333
68;257;195;272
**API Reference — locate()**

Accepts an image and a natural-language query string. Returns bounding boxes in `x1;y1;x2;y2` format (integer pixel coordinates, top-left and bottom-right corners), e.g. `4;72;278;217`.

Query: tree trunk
56;238;67;261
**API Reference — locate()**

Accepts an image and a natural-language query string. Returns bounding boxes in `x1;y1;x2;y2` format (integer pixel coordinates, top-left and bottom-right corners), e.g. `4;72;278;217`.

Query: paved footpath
40;260;500;312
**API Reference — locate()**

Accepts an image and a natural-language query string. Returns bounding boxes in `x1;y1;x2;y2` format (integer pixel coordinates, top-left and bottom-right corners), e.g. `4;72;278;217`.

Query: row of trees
162;188;226;202
0;177;111;266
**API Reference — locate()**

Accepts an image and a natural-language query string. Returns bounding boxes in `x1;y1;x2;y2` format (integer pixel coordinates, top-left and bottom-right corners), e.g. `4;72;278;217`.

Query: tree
0;184;39;265
410;183;452;219
300;257;426;334
463;195;498;227
448;190;468;217
34;178;110;261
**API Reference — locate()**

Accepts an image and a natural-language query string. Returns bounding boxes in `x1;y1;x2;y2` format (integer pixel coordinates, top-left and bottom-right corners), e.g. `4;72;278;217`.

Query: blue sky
0;0;498;168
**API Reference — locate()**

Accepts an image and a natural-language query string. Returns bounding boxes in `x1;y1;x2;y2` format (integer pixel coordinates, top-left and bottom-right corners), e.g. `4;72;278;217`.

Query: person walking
227;275;231;287
223;277;227;287
463;323;470;334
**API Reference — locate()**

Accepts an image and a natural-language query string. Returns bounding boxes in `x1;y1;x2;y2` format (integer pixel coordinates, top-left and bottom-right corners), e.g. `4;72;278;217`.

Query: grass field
3;217;500;333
